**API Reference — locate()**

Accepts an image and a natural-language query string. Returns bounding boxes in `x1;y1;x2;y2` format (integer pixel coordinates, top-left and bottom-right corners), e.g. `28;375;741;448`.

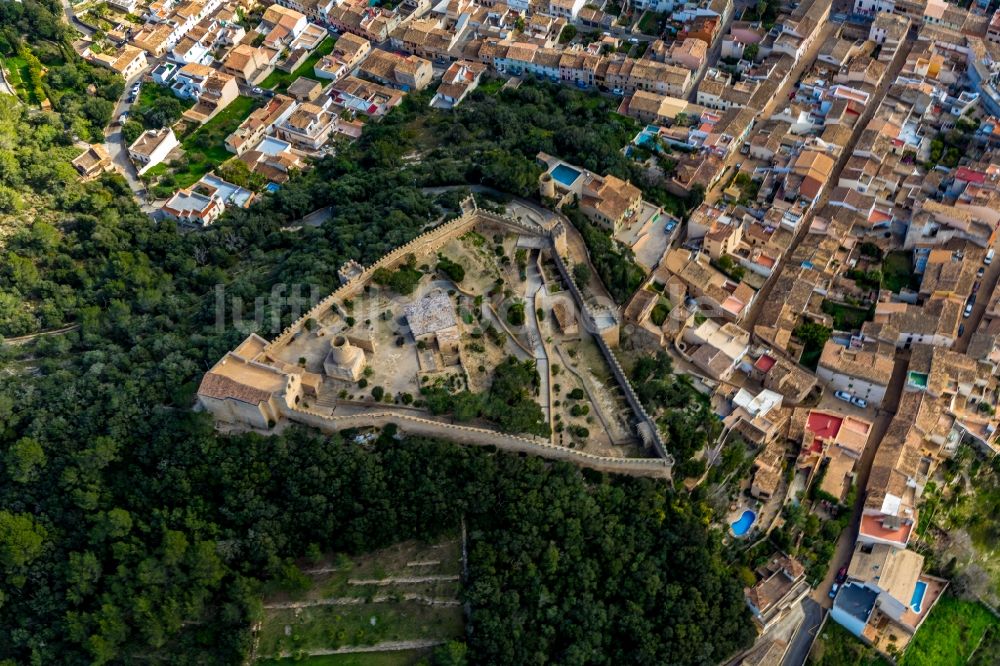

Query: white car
834;390;852;403
119;112;129;123
851;396;868;409
829;583;840;599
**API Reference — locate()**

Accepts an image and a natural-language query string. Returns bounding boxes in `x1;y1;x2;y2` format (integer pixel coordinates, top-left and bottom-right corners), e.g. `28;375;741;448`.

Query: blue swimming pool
731;510;756;537
551;164;582;187
635;131;655;147
910;580;927;614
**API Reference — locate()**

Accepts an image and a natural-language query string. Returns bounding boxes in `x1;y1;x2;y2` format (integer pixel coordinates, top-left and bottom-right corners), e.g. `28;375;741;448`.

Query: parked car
958;323;965;337
836;566;848;584
252;86;263;95
118;112;129;124
829;583;840;598
834;390;852;402
978;267;986;277
851;396;868;409
965;303;974;318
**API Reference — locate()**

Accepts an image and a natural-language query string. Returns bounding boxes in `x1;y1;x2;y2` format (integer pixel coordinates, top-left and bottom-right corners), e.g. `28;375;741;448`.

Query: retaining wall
281;403;671;478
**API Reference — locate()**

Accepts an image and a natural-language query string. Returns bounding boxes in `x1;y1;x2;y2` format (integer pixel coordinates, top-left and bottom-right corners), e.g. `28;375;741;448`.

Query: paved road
811;352;909;603
105;63;159;213
781;34;918;611
3;324;80;346
783;598;825;666
0;64;16;97
954;239;1000;354
60;0;95;37
58;0;158;211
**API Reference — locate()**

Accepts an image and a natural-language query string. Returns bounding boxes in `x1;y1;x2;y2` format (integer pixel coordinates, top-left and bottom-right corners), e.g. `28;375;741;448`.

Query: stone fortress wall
260;196;673;476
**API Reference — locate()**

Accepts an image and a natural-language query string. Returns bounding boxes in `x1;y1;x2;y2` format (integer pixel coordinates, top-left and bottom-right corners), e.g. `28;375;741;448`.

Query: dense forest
0;4;754;662
0;0;122;141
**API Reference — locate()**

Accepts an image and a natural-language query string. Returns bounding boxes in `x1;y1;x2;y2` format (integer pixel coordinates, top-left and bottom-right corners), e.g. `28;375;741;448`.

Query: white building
815;339;893;406
128;127;179;176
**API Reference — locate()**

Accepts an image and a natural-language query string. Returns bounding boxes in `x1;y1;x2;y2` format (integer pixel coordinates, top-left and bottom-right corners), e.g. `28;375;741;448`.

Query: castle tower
324;335;367;382
540;172;556;199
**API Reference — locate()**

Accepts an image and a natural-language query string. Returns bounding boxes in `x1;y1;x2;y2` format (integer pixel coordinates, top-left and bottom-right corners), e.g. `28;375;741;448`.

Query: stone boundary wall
263;195;672;471
281;403;671;478
544;219;673;464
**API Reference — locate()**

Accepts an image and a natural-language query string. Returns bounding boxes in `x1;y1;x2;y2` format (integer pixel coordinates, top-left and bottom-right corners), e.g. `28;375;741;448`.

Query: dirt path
3;324;80;345
266;638;447;659
347;575;459;585
264;594;460;609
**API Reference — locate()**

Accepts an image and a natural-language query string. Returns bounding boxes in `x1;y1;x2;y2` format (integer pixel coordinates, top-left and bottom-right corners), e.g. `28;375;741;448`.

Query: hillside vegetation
0;7;755;661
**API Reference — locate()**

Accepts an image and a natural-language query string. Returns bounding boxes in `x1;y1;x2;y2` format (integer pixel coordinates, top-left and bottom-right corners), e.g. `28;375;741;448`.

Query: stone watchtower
323;335;367;382
540;172;556;199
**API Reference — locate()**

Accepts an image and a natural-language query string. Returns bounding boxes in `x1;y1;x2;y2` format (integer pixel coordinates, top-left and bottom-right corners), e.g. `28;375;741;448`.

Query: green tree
0;511;47;586
793;321;832;349
5;437;45;483
559;25;577;44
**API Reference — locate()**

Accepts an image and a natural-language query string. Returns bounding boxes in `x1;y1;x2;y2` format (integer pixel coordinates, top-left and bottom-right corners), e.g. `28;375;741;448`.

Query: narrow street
705;19;839;206
57;0;158;211
688;0;756;103
782;598;824;666
954;237;1000;354
742;34;915;331
104;53;161;214
782;353;909;666
757;31;921;666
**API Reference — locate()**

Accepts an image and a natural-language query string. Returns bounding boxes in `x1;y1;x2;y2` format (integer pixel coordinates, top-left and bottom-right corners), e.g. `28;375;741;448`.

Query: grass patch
257;539;463;662
261;36;336;91
258;649;435;666
809;619;889;666
882;250;918;293
637;11;665;35
899;595;999;666
1;55;35;103
476;77;505;96
130;83;195;133
258;602;463;657
136;82;187;110
821;300;871;331
154;96;260;191
799;347;821;371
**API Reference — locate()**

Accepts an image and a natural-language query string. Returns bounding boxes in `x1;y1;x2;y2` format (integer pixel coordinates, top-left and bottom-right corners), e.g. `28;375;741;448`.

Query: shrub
437;256;466;283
